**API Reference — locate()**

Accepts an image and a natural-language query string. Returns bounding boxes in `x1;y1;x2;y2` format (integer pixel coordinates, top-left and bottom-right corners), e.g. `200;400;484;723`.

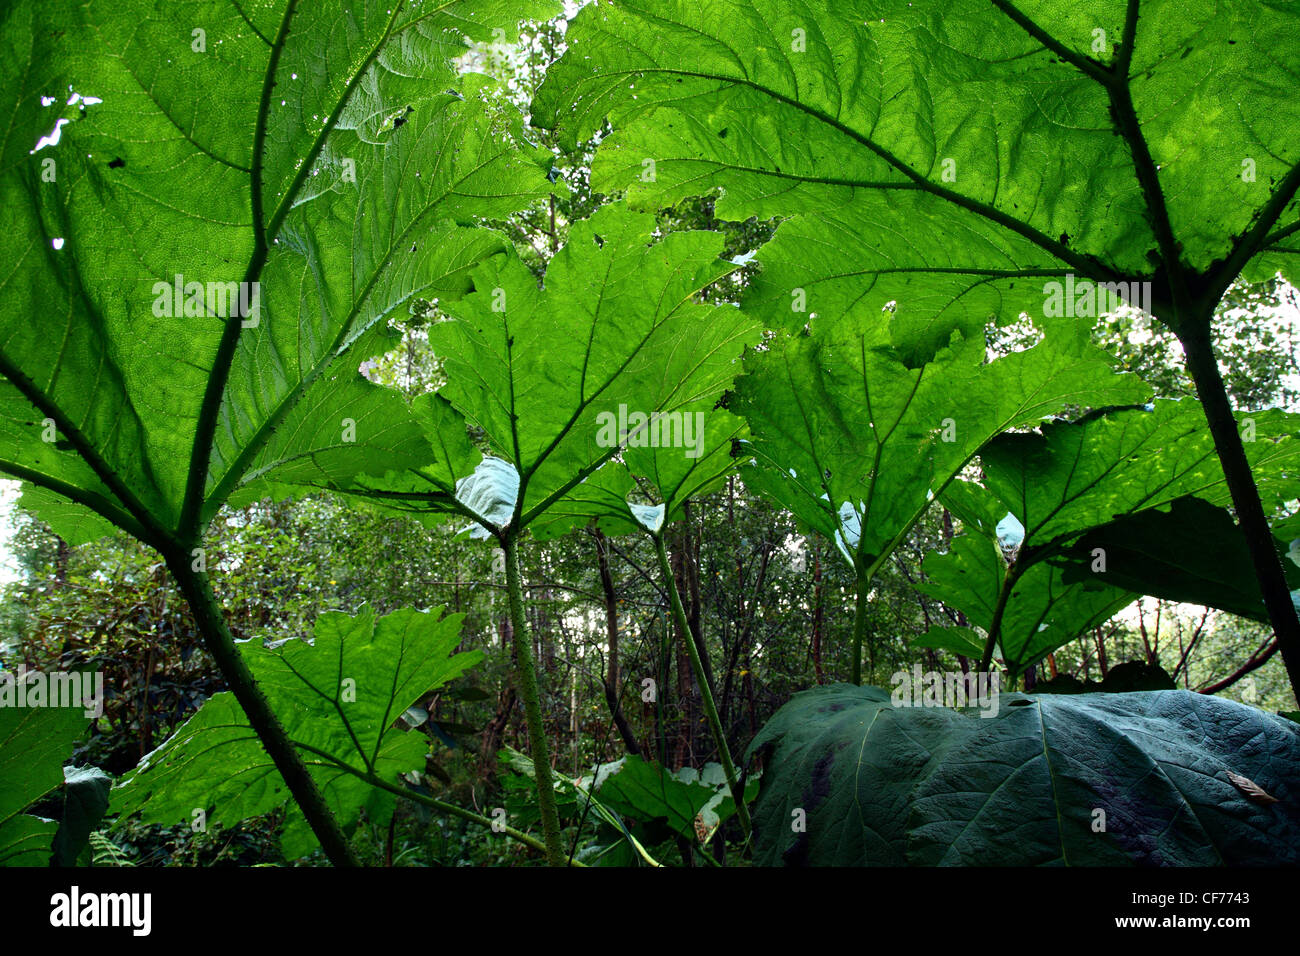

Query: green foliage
50;765;113;866
749;684;1300;865
434;204;759;530
537;0;1300;314
0;704;89;865
334;203;761;540
1056;497;1300;623
1;0;557;545
0;0;563;863
596;756;757;844
981;403;1300;546
921;531;1133;676
735;319;1146;577
113;605;480;859
919;401;1300;675
501;749;758;863
539;0;1300;694
4;0;1300;868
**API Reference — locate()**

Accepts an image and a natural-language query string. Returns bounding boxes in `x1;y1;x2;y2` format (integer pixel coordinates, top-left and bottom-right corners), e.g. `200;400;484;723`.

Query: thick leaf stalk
1178;323;1300;696
166;556;358;866
979;559;1025;674
501;533;566;866
850;566;870;686
652;534;752;843
355;768;565;862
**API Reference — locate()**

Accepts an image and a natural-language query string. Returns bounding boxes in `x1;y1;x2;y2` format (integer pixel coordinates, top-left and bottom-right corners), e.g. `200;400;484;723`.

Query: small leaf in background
112;606;480;859
912;626;985;660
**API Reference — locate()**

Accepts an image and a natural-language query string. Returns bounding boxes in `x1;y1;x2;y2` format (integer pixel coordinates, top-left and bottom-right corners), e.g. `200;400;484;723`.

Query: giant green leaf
1055;496;1300;622
0;0;557;544
983;401;1300;555
533;408;747;540
908;691;1300;865
750;683;1300;866
112;605;480;859
536;0;1300;333
422;203;762;533
747;684;970;866
733;316;1147;576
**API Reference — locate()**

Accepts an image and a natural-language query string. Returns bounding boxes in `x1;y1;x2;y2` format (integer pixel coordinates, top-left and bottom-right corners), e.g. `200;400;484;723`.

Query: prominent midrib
184;0;410;532
0;456;148;542
201;47;527;516
519;318;753;529
514;258;744;527
201;179;482;517
555;63;1116;282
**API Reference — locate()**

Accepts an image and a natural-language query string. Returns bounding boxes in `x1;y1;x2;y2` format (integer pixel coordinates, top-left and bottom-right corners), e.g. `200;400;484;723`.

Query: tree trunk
593;531;640;756
812;542;825;684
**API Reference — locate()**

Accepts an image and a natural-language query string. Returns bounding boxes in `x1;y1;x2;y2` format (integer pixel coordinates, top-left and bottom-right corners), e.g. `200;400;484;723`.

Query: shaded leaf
750;684;1300;866
50;765;112;867
0;704;88;866
1055;496;1300;622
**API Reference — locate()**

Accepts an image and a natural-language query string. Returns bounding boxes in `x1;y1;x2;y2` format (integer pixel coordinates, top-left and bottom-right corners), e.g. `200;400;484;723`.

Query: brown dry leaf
1226;771;1279;805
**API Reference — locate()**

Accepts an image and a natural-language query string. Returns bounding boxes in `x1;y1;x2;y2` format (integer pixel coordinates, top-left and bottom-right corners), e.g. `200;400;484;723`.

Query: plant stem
167;555;358;866
594;530;641;755
501;532;566;866
273;726;579;864
1178;321;1300;696
850;565;870;685
355;770;569;862
979;559;1023;674
652;534;752;842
